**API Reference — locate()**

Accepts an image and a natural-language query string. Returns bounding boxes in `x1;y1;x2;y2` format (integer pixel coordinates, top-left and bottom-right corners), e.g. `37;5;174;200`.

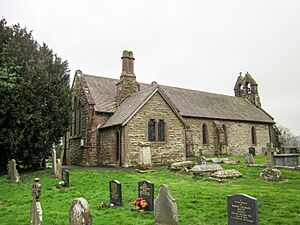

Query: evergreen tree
0;19;71;171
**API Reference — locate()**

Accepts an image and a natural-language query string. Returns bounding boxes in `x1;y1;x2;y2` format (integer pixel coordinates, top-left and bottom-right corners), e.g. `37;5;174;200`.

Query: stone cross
30;178;42;225
69;198;92;225
267;143;276;168
7;159;20;183
52;146;57;175
154;184;178;225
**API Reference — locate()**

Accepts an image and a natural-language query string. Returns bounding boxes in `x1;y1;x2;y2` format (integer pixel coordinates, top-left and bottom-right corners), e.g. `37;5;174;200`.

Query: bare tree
277;125;299;148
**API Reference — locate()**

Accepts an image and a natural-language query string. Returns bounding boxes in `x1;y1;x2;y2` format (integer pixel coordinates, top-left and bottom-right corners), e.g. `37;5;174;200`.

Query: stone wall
185;117;270;156
98;127;118;165
126;92;186;165
67;74;113;166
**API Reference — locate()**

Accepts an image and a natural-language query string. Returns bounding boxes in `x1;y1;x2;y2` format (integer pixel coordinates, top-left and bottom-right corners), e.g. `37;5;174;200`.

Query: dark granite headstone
62;169;69;187
227;194;258;225
138;180;154;211
109;180;122;206
249;147;256;156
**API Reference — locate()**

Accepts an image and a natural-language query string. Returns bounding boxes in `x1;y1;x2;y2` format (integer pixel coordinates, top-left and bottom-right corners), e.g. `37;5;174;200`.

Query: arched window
73;97;77;136
148;119;156;141
251;126;256;145
158;119;165;141
202;123;208;145
222;124;228;145
77;101;82;135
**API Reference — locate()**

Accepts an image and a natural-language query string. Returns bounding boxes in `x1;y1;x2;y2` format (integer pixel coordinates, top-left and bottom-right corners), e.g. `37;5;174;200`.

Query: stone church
66;50;279;167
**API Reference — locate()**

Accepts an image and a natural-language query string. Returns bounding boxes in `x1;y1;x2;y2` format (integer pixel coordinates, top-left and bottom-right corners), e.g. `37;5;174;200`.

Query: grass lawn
0;156;300;225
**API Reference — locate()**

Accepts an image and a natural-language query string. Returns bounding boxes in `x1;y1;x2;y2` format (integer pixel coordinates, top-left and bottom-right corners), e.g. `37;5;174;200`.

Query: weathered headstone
56;159;62;179
138;142;152;169
109;180;122;206
52;146;57;175
154;184;178;225
63;169;70;187
69;198;92;225
191;164;223;176
30;178;42;225
227;194;258;225
245;153;254;165
138;180;154;211
7;159;20;183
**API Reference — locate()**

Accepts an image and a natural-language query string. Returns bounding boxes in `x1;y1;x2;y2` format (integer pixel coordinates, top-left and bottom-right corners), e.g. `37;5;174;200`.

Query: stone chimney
116;50;139;105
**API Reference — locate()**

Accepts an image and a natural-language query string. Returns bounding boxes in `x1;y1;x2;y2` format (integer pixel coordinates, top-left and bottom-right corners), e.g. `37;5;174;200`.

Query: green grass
0;156;300;225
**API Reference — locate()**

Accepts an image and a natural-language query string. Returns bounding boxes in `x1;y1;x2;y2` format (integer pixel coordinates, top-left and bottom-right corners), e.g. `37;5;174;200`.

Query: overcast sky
2;0;300;135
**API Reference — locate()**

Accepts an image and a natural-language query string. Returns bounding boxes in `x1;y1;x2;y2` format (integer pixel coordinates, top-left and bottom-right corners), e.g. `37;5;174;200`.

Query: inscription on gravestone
109;180;122;206
138;180;154;211
227;194;258;225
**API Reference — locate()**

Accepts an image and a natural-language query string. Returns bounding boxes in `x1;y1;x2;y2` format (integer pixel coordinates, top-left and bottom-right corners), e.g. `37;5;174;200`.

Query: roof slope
101;85;157;128
79;73;274;124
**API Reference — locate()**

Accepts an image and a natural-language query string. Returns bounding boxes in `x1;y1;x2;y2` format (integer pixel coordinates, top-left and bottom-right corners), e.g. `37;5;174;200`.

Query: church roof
79;73;275;124
101;85;187;129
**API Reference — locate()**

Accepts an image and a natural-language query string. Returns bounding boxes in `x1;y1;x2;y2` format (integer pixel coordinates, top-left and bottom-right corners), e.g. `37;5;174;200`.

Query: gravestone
154;184;178;225
52;146;57;175
138;180;154;211
56;159;62;179
138;142;152;169
7;159;20;183
227;194;258;225
30;178;42;225
69;198;92;225
63;169;70;187
109;180;122;206
245;153;254;165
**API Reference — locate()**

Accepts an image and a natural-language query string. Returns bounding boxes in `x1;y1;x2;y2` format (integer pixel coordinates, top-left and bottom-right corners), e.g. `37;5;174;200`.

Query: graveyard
1;156;300;225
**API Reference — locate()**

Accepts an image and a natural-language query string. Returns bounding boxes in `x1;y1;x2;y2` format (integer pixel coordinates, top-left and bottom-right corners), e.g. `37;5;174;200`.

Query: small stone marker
138;180;154;211
227;194;258;225
154;184;178;225
30;178;42;225
56;159;62;179
245;153;254;165
7;159;20;183
63;169;70;187
109;180;122;206
69;198;92;225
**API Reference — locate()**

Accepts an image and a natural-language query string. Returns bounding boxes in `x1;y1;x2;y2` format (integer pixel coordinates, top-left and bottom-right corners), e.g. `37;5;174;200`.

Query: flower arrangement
133;198;148;211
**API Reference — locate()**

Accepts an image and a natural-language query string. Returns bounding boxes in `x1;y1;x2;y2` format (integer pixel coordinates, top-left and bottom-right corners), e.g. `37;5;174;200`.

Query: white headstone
56;159;62;179
69;198;92;225
154;184;178;225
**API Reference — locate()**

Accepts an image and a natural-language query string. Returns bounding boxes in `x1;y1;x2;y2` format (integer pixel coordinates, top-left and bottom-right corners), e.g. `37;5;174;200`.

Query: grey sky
2;0;300;134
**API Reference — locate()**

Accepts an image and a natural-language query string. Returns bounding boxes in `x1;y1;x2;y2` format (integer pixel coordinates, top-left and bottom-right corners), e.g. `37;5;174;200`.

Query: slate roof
79;73;275;126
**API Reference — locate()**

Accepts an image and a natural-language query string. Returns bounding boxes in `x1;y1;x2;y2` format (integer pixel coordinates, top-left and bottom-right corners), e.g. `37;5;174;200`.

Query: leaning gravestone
62;169;70;187
30;178;42;225
52;146;57;175
7;159;20;183
109;180;122;206
154;184;178;225
69;198;92;225
138;180;154;211
227;194;258;225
